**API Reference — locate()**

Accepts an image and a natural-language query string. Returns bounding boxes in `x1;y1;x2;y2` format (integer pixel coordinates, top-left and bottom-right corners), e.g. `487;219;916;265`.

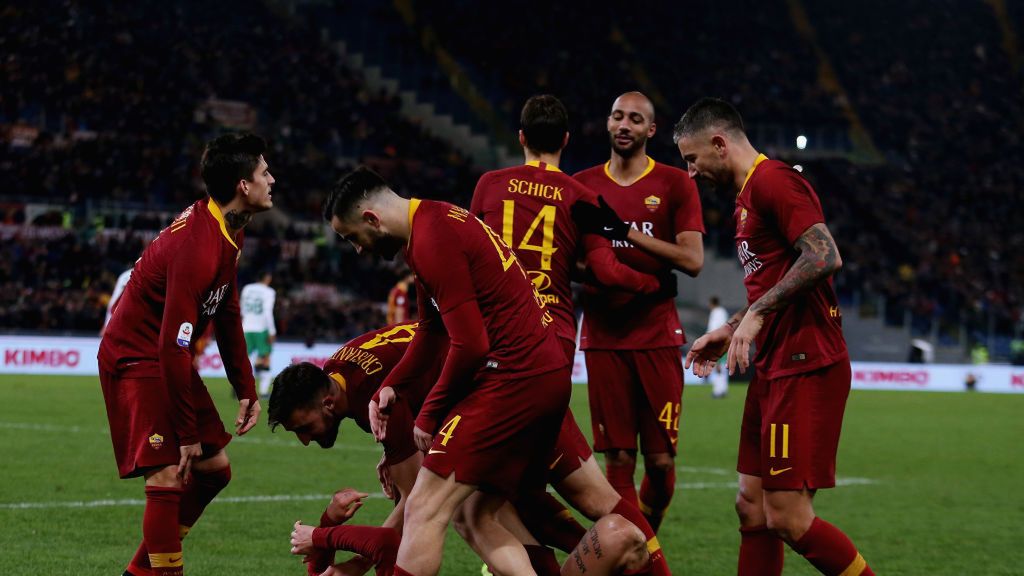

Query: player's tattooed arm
726;305;750;332
224;209;254;230
748;223;842;316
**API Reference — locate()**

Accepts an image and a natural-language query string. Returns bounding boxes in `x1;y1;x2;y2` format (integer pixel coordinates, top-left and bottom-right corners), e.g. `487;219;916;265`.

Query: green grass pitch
0;374;1021;575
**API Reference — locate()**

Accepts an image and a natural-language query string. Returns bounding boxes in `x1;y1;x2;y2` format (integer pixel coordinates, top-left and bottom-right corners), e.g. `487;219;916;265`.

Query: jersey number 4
501;200;558;271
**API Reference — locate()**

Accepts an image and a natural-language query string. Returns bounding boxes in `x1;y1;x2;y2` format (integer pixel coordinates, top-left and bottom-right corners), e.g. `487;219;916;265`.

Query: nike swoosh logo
603;226;615;231
167;556;182;565
427;449;446;455
769;467;792;476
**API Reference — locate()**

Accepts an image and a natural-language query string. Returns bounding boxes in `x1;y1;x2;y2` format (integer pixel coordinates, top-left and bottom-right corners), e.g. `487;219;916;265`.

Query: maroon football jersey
405;199;567;380
99;198;255;443
734;155;848;378
471;161;648;344
574;157;704;350
323;322;443;432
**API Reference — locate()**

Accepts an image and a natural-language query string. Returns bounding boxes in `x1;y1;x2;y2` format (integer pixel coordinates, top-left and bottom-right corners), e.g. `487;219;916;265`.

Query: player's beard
316;417;342;449
610;131;646;158
368;229;405;261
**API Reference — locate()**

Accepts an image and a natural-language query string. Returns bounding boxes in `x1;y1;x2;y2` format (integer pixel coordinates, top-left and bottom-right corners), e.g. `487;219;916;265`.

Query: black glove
572;195;629;241
655;271;678;299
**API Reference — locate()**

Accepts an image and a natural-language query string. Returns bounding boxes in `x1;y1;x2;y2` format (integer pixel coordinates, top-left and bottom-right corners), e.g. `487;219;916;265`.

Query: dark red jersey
574;157;704;350
470;161;659;344
323;322;443;432
406;199;566;380
99;198;255;445
734;155;848;378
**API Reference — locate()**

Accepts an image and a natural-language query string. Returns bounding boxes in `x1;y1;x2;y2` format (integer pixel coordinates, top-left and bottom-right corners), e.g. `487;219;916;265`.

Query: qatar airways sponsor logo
1012;374;1024;388
611;221;654;248
4;349;81;367
202;284;230;317
737;241;764;278
852;369;929;386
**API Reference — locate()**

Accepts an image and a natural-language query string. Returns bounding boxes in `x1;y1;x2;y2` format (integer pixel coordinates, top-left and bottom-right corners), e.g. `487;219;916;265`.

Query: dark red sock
638;466;675;533
516;491;587;553
791;517;873;575
178;465;231;534
393;566;415;576
611;498;670;576
143;486;184;576
524;544;561;576
738;524;783;576
126;541;151;576
605;460;638;506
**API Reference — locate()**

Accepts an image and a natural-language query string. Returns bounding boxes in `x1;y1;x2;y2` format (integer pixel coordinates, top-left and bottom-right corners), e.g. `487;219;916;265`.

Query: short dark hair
710;296;720;306
520;95;568;154
673;97;746;144
267;362;332;431
323;166;389;223
200;133;267;204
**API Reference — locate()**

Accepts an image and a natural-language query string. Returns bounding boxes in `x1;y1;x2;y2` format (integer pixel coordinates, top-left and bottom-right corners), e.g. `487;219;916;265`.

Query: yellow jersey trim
603;155;655;186
207;200;239;250
838;553;867;576
329;372;348;393
647;536;662;554
525;160;562;173
739;154;769;198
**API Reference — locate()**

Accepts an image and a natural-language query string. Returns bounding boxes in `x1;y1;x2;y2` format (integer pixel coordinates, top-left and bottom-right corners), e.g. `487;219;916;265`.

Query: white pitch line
0;492;389;511
1;478;880;511
0;420;380;452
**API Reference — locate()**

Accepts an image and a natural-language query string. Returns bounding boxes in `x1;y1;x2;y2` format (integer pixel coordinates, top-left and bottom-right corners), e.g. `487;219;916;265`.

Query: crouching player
270;322;652;575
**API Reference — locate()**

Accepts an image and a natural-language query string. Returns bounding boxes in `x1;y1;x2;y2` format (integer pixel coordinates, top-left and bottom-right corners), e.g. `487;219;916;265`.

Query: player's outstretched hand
727;311;763;375
571;196;629;240
376;454;397;501
176;442;202;484
369;387;396;441
290;520;316;556
413;425;433;452
684;326;733;378
325;488;369;524
236;398;261;435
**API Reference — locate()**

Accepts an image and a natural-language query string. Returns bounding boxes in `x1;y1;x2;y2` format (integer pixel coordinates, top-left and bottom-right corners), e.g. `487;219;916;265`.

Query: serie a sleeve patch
176;322;193;347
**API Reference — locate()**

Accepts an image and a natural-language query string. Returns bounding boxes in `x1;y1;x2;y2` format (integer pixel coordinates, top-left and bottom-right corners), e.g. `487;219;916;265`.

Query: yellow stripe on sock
638;499;667;517
839;553;867;576
647;536;661;554
149;552;183;568
178;525;191;540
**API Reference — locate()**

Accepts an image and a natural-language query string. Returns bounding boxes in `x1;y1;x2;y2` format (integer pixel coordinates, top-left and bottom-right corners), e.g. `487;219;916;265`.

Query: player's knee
595;514;647;563
605;449;636;468
451;506;474;544
643;453;674;476
762;502;813;543
735;488;764;526
144;465;181;488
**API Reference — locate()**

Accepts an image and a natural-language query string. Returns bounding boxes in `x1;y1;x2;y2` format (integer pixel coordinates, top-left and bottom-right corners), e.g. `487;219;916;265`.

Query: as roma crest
149;433;165;450
644;195;661;213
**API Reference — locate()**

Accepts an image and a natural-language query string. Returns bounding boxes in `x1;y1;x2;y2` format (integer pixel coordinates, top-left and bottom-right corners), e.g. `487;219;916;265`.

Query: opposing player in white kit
241;271;277;397
704;296;729;398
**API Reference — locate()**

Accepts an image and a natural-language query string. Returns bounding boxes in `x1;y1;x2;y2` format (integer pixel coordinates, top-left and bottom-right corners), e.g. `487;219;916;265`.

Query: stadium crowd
1;0;1020;354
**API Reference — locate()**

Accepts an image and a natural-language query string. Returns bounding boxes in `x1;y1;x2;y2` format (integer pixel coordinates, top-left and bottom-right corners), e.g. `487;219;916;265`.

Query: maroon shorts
422;367;571;499
380;394;418;467
547;408;594;484
100;361;231;478
584;348;683;455
737;361;852;490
